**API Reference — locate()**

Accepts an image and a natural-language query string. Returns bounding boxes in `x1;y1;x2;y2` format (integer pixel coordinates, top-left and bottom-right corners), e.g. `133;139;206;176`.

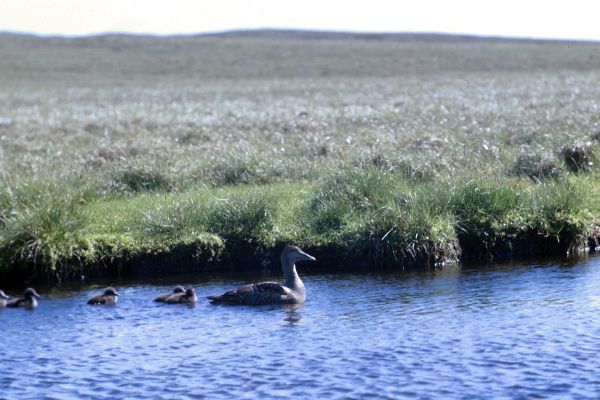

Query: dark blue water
1;256;600;399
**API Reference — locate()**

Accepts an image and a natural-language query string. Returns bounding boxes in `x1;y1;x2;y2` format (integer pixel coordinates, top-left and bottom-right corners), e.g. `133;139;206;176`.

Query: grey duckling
0;290;10;308
208;245;316;305
87;287;119;305
154;285;185;302
165;287;197;304
7;288;41;309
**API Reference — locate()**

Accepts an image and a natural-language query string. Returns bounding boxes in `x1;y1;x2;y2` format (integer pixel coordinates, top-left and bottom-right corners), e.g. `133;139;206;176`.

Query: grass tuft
559;143;597;173
510;152;562;180
205;191;277;245
0;197;87;270
113;167;175;194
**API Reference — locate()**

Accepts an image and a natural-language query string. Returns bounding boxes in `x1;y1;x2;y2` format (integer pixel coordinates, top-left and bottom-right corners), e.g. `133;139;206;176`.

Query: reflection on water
282;303;304;325
2;255;600;399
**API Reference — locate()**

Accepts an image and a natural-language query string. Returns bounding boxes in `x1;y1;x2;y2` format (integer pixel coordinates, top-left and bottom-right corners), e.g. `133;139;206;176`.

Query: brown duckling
87;287;119;305
0;289;10;308
7;288;41;309
154;285;185;302
165;287;197;305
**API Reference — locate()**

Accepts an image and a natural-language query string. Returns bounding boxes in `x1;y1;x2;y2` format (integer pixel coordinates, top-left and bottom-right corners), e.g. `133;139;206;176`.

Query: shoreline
2;231;596;285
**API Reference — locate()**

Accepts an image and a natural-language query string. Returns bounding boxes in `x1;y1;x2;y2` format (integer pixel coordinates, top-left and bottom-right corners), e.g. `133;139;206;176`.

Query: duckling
7;288;41;309
87;287;119;305
165;287;197;305
154;285;185;302
208;245;316;305
0;290;10;308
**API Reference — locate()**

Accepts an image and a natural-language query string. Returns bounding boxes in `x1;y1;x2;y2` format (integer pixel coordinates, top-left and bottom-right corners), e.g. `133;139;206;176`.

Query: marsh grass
0;166;597;276
1;31;600;278
560;142;598;173
365;185;457;264
205;191;277;245
115;168;175;193
510;152;562;180
0;190;86;269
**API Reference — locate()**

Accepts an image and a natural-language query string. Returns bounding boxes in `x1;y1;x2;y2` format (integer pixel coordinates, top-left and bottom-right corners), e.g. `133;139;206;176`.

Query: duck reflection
282;303;303;325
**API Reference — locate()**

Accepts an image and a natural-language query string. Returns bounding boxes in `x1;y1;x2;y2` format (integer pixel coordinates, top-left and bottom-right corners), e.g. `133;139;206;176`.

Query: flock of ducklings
1;246;317;309
0;285;197;310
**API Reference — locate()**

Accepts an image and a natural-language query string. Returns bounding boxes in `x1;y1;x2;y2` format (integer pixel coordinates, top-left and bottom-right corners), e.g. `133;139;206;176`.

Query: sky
0;0;599;41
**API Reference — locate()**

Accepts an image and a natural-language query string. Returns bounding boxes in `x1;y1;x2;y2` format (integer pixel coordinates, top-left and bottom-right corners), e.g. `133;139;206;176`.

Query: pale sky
0;0;599;41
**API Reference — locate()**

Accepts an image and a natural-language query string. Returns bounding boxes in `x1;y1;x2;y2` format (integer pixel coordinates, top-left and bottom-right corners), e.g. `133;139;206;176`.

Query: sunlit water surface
2;256;600;399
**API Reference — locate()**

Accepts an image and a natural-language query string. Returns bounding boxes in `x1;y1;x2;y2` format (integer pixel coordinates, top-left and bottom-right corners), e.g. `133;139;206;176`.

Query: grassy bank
1;165;599;281
1;31;600;281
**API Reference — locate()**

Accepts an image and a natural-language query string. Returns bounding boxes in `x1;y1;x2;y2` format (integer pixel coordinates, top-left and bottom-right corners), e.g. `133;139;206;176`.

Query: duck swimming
7;288;40;309
165;287;197;305
208;245;316;305
87;287;119;305
154;285;185;302
0;290;10;308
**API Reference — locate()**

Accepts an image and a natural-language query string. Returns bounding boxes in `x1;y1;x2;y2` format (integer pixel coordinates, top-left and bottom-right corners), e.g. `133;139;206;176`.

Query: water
2;256;600;399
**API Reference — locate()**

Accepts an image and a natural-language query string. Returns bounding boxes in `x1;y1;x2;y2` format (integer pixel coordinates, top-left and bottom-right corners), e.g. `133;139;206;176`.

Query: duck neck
283;261;304;292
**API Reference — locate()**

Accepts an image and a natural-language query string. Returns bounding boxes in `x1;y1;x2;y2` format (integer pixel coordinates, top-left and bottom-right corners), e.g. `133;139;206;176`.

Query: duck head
24;288;41;299
281;245;316;264
173;286;185;294
104;287;120;297
185;287;196;297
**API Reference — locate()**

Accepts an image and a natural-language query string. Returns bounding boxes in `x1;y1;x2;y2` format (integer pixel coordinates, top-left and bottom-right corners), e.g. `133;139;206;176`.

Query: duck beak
33;293;41;299
299;250;316;262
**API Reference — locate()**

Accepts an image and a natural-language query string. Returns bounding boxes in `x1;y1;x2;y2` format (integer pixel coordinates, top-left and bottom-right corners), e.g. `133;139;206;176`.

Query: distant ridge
2;26;599;88
0;28;597;44
200;29;587;44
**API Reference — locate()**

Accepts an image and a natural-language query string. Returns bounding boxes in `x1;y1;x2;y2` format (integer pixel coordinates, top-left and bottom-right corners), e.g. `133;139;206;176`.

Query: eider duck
0;290;10;308
165;287;197;305
208;245;316;305
7;288;40;309
154;285;185;302
87;287;119;305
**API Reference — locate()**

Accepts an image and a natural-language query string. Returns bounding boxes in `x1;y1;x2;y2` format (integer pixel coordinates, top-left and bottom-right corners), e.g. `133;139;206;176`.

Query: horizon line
1;27;599;44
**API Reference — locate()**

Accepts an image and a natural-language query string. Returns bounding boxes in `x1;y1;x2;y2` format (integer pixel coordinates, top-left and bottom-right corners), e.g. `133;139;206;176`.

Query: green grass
2;167;598;277
1;31;600;279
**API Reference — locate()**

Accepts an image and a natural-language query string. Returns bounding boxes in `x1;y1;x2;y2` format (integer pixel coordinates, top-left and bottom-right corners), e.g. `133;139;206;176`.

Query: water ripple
2;257;600;398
